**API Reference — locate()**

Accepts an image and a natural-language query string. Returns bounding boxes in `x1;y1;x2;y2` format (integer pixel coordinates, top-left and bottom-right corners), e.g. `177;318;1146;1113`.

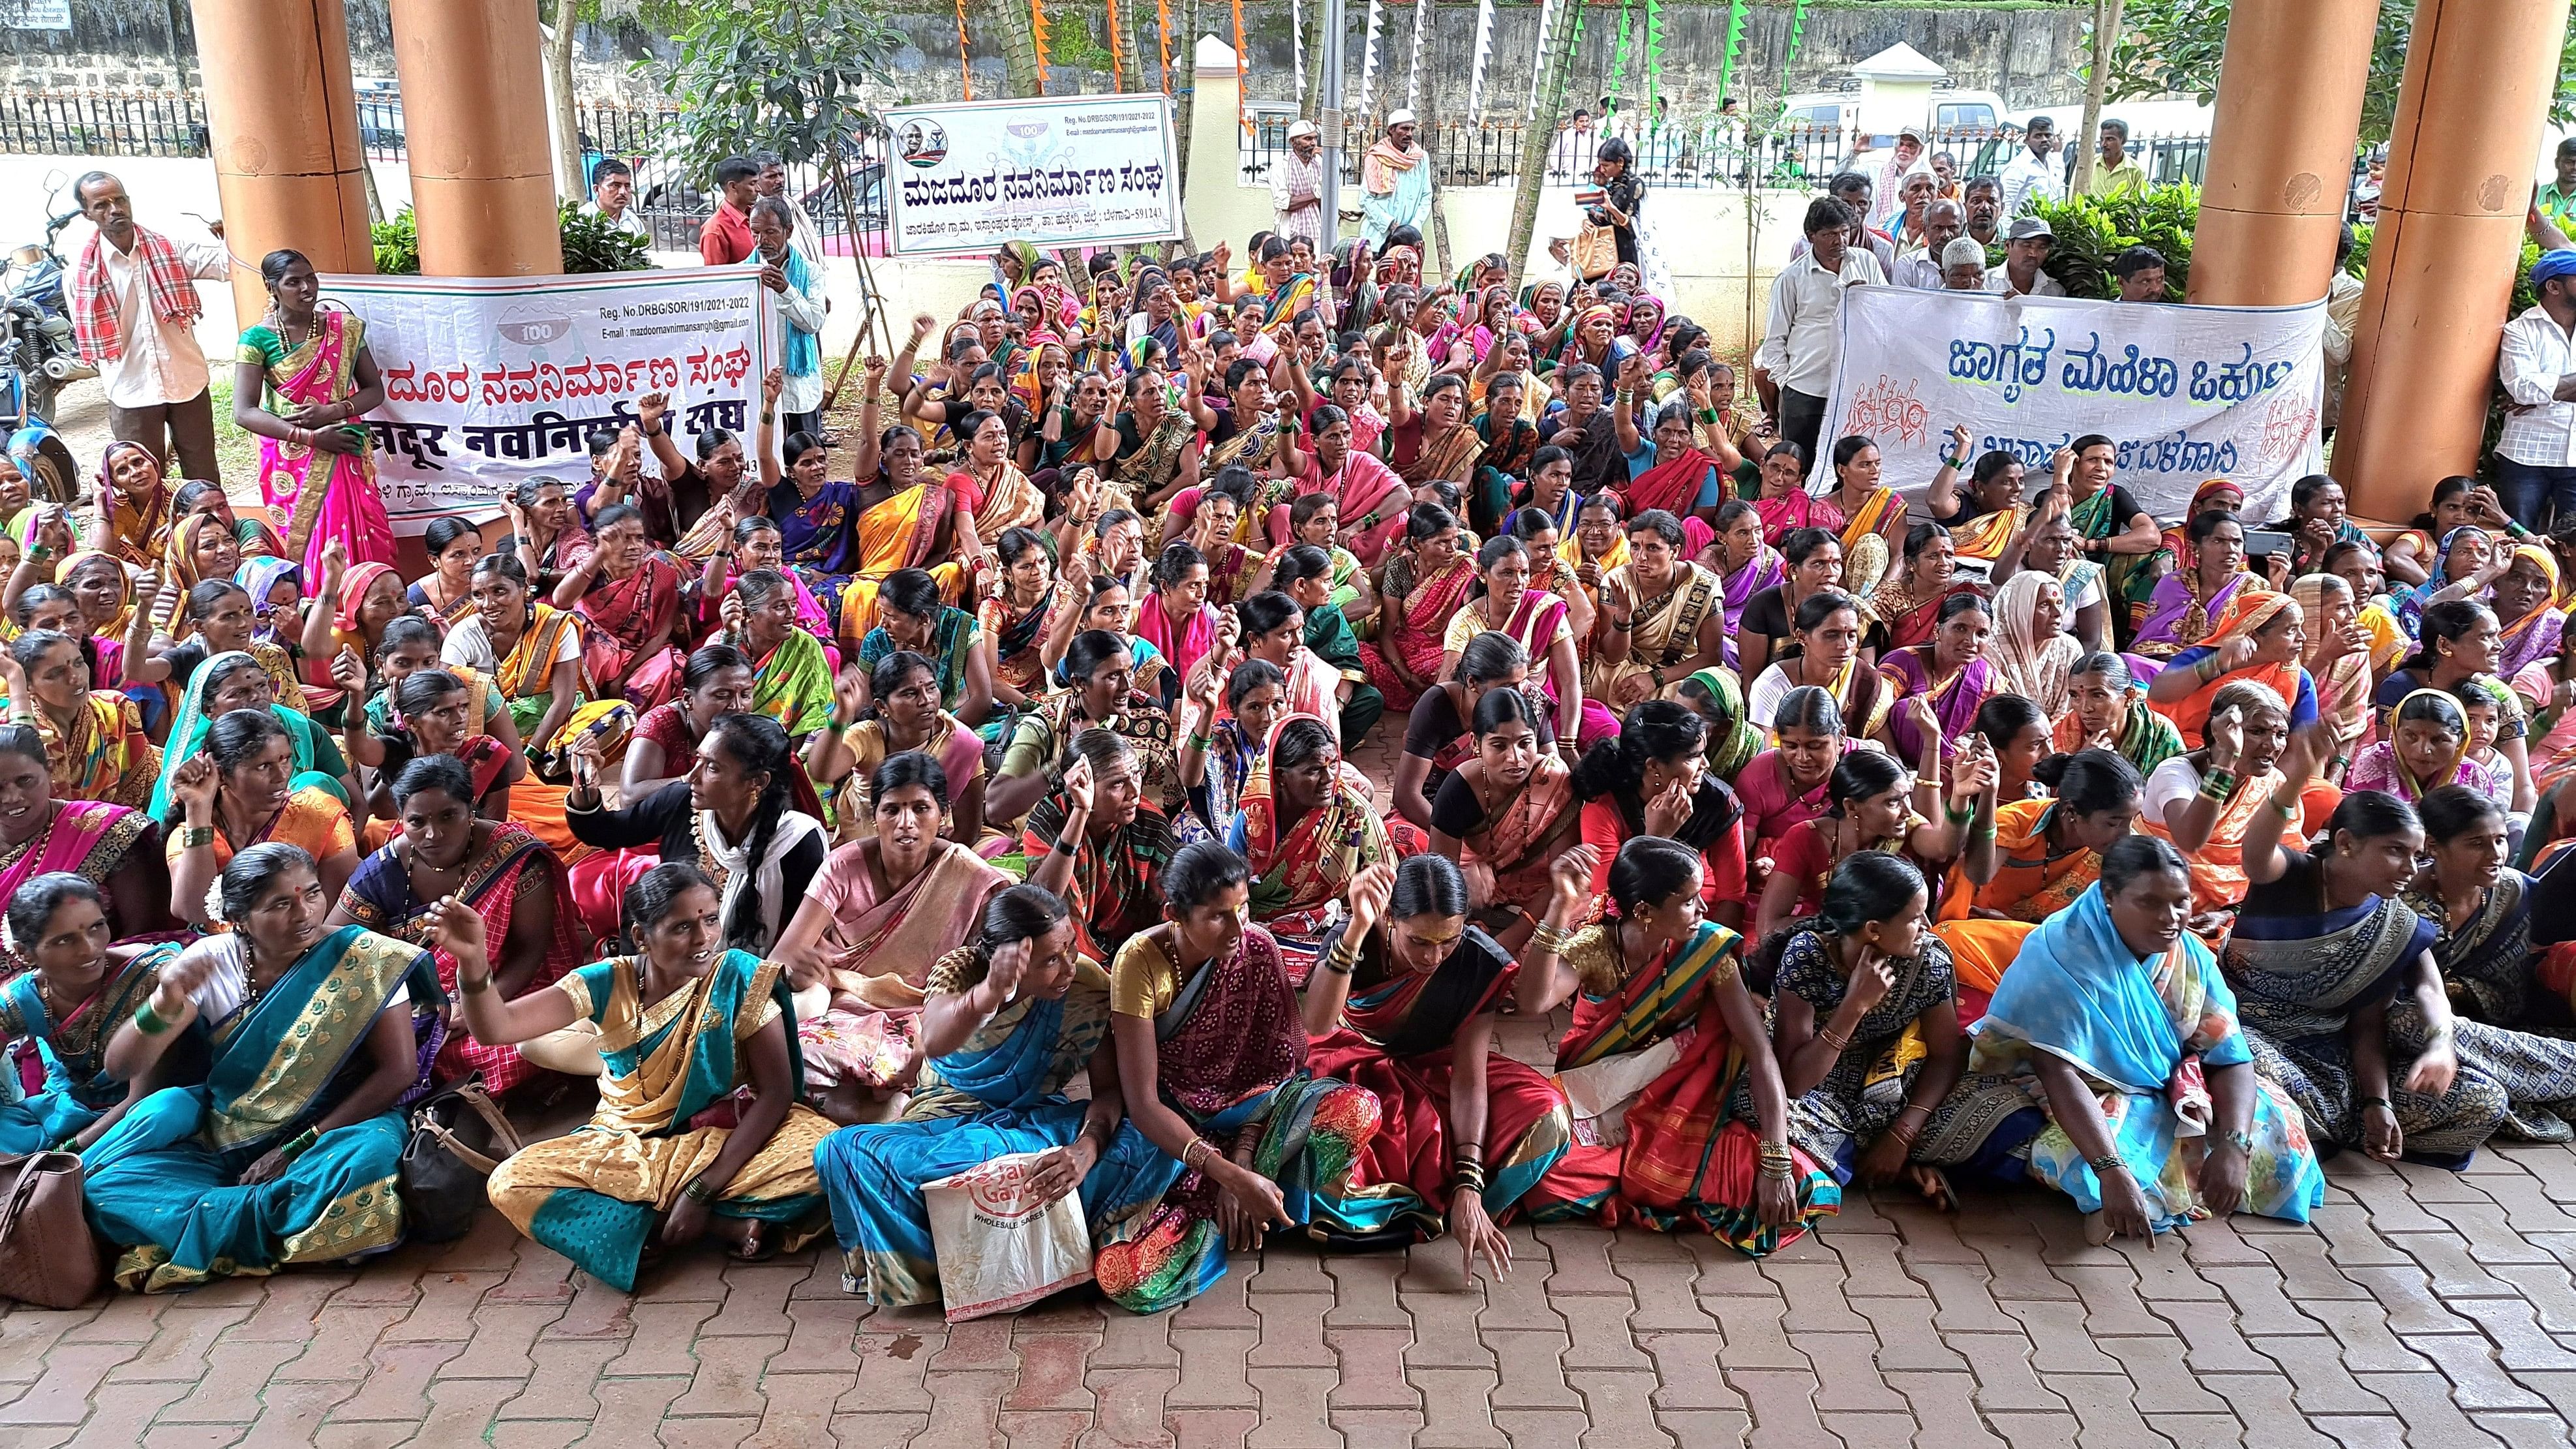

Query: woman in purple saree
1876;592;1998;764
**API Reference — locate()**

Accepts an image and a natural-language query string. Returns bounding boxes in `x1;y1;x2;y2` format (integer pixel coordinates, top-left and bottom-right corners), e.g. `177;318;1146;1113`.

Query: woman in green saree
88;842;443;1292
464;861;834;1290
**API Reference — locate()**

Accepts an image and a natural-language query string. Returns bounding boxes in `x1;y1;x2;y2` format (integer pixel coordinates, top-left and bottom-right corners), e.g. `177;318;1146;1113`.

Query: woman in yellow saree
828;364;978;643
466;861;836;1290
1933;748;2144;1022
440;555;593;760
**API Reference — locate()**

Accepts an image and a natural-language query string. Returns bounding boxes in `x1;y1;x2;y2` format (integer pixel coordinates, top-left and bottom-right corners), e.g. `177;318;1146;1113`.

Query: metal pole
1318;0;1344;244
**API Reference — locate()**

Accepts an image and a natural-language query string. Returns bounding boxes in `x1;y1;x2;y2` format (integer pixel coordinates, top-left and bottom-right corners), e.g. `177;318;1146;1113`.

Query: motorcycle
1;175;89;502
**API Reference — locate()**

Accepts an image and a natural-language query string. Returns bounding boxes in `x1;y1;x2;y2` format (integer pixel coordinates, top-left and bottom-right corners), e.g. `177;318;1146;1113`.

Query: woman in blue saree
0;874;176;1155
813;882;1175;1309
1916;836;2327;1240
88;842;443;1291
462;861;834;1291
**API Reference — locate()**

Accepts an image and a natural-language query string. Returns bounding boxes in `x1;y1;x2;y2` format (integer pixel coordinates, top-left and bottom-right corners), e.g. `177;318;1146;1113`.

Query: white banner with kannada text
882;92;1182;257
1811;286;2327;523
320;267;776;534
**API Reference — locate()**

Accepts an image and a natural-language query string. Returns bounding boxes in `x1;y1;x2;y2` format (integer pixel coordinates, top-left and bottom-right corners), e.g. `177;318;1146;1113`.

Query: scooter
1;175;88;502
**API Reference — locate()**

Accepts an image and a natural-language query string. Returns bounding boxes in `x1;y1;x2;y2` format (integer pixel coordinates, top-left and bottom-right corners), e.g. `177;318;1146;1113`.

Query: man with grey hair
1893;200;1968;289
1940;236;1989;291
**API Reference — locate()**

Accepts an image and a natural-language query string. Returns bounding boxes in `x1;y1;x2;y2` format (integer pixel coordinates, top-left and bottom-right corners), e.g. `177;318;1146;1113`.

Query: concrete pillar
2185;0;2378;307
190;0;374;320
2335;0;2573;522
387;0;563;277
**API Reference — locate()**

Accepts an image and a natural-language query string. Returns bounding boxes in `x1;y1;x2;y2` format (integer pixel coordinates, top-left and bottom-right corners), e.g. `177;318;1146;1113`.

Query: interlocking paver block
1947;1331;2065;1414
2093;1334;2230;1417
1245;1365;1341;1448
1168;1327;1259;1409
151;1337;301;1424
1634;1332;1735;1412
1479;1329;1579;1412
105;1304;255;1383
0;1342;141;1426
1999;1300;2125;1374
1722;1369;1840;1449
1005;1334;1099;1412
601;1300;719;1378
1884;1369;2010;1449
1569;1369;1673;1448
1085;1365;1177;1446
327;1339;466;1424
496;1336;624;1422
1846;1296;1970;1374
1322;1327;1416;1412
2354;1371;2511;1447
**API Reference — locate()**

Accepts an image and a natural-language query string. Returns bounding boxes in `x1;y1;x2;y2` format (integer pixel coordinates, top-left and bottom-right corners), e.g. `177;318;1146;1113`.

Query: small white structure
1850;42;1948;137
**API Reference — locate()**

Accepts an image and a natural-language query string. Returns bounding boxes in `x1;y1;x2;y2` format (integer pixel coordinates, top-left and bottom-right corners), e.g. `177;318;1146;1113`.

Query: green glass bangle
133;1001;170;1035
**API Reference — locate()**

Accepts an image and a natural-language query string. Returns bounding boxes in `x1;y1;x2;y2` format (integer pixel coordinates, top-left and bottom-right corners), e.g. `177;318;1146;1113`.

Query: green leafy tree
2114;0;2576;149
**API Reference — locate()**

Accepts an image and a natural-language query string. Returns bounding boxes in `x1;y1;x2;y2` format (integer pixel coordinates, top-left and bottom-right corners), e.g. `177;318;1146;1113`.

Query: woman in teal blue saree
0;874;177;1155
813;881;1175;1309
459;861;834;1292
87;842;442;1291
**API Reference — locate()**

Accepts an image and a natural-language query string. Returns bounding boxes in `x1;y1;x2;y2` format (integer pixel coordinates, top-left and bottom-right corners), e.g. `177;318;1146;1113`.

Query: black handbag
397;1074;523;1242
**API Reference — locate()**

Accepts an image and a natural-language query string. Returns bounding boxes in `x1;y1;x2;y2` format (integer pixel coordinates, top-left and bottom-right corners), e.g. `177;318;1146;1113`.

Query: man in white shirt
67;171;228;482
1753;196;1887;459
2495;248;2576;526
1986;218;2068;298
1270;119;1326;251
1549;110;1598;180
1892;200;1966;290
583;158;650;243
1998;116;2064;221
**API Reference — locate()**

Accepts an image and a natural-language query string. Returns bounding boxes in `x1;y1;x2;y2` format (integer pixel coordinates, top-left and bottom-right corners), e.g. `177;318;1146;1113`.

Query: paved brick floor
10;1078;2576;1445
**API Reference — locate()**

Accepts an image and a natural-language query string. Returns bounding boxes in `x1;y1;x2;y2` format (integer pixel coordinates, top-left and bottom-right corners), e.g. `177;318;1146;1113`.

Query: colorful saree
2067;480;2161;629
1227;714;1395;981
793;840;1009;1099
1023;797;1179;962
1879;647;1993;763
1093;924;1381;1314
578;556;684;711
0;800;150;920
1917;884;2326;1227
2140;764;2301;917
485;949;834;1291
2136;569;2247;661
31;692;157;806
82;926;440;1290
1305;924;1573;1240
1834;486;1903;555
1452;751;1581;912
2150;590;2309;750
237;311;396;574
1135;595;1219;692
1524;920;1832;1253
337;824;583;1093
1866;573;1963;654
1316;450;1414;568
980;585;1065;700
0;947;169;1153
1588;563;1720;707
748;628;835;738
2294;573;2375;760
2053;689;2186;778
1358;555;1474;712
1718;546;1783;663
814;953;1174;1307
2498;543;2566;679
830;481;969;645
492;604;588;742
1934;799;2109;1009
93;443;170;570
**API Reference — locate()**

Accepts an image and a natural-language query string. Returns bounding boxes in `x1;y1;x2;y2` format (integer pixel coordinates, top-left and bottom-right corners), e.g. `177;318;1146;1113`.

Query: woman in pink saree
1280;403;1413;568
230;250;395;578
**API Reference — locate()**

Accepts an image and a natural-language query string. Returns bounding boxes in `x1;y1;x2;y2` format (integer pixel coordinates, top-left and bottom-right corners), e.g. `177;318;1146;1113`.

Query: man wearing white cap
1870;125;1926;231
1362;111;1431;249
1271;118;1327;250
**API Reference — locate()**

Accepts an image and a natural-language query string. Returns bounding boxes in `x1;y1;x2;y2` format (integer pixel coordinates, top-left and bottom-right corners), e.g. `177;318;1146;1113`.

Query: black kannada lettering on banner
901;160;1168;211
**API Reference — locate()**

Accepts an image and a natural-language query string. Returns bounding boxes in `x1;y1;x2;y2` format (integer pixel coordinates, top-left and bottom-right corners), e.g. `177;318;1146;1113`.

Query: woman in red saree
1518;838;1818;1252
1301;855;1572;1266
1359;506;1474;714
1440;535;1614;753
560;502;684;712
328;756;581;1093
231;250;396;575
1280;404;1412;568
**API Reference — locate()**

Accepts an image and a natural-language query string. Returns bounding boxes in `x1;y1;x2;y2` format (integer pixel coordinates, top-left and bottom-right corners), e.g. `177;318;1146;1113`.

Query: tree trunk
1504;0;1583;294
994;0;1046;99
1302;0;1327;123
2071;0;2123;196
1170;0;1201;249
545;3;584;203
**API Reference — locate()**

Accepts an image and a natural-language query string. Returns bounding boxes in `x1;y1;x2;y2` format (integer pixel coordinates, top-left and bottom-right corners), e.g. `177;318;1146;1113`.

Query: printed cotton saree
238;312;396;574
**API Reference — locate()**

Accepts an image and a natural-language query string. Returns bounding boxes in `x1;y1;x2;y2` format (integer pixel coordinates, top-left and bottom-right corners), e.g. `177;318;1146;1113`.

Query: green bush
1998;183;2199;301
367;204;653;277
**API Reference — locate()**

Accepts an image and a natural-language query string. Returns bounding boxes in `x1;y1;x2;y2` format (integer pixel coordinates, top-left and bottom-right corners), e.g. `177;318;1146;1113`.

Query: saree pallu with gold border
1093;926;1382;1316
239;311;397;575
1303;924;1571;1242
1523;920;1837;1255
1934;798;2108;1014
82;926;442;1291
485;949;833;1292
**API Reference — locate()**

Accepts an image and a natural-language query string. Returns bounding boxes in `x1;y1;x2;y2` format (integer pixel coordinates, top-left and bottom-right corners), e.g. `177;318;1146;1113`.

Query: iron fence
1235;117;2215;195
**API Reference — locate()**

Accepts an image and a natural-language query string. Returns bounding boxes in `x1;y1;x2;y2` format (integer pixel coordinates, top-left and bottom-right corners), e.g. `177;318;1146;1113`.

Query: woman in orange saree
1517;837;1818;1253
1820;436;1905;558
2138;680;2301;940
2142;588;2318;750
1866;523;1964;654
1932;748;2144;1022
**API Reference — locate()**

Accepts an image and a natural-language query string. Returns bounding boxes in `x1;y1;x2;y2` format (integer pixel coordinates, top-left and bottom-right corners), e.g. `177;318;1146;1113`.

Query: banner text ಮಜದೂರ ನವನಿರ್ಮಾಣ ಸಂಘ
881;92;1184;257
1810;286;2327;523
315;267;778;534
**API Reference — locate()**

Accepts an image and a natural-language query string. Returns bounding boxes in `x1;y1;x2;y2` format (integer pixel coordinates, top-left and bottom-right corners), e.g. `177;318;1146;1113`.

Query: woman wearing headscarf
1988;569;2084;725
2144;589;2318;750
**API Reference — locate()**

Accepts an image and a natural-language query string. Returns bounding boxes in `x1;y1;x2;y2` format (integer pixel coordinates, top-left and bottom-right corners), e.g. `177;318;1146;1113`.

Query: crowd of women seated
14;239;2576;1318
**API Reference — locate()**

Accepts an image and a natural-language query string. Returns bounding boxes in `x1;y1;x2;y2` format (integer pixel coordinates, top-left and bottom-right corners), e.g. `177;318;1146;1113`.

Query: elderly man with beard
1894;199;1968;290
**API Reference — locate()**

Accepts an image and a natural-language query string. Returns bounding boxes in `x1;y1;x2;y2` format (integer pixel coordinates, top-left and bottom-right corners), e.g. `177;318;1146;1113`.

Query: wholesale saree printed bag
924;1151;1092;1322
